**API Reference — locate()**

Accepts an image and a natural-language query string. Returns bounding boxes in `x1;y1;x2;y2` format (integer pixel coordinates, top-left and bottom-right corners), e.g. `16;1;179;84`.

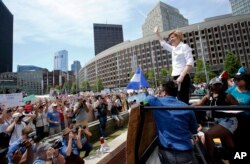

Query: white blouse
160;41;194;76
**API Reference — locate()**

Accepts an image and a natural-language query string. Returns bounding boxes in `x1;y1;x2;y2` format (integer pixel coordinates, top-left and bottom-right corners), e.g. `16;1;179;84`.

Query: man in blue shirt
47;103;61;135
146;81;198;164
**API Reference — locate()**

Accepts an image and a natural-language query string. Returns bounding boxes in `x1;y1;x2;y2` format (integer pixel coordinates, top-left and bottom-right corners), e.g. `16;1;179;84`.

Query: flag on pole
127;67;149;90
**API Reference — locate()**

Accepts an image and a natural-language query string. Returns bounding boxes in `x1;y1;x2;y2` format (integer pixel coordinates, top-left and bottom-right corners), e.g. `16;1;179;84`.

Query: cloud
3;0;232;71
5;0;136;48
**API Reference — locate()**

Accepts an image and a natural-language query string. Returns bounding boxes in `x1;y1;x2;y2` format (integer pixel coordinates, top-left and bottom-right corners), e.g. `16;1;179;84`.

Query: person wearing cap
59;127;84;164
73;98;89;129
227;67;250;106
146;81;198;164
33;143;65;164
155;28;194;104
226;67;250;155
5;112;28;145
47;103;61;135
7;126;35;164
193;77;239;163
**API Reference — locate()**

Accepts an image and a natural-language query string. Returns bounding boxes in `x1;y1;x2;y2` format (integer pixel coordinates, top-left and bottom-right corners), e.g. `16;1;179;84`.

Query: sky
2;0;232;72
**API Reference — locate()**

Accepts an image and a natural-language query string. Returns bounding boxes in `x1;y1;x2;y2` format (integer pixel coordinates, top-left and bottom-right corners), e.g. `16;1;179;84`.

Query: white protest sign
0;93;23;108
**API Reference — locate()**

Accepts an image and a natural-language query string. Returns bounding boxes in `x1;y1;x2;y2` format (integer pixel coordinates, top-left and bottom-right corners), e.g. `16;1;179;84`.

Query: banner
0;93;23;108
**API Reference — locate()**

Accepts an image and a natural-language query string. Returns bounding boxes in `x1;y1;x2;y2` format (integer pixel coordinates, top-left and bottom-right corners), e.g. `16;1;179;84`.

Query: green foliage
93;78;104;92
166;67;172;77
81;80;91;91
224;51;241;78
159;68;168;84
194;58;215;84
54;85;60;90
71;82;77;94
146;69;156;87
62;82;69;92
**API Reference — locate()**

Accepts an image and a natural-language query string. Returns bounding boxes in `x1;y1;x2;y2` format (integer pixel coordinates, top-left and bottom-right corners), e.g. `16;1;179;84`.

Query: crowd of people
0;92;128;164
1;27;250;164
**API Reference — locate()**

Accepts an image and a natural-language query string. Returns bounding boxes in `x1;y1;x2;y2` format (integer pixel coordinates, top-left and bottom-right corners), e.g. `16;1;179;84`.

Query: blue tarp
127;67;150;90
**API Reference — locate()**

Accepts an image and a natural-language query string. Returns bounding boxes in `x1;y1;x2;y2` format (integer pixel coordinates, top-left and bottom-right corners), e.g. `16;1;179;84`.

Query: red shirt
24;104;33;113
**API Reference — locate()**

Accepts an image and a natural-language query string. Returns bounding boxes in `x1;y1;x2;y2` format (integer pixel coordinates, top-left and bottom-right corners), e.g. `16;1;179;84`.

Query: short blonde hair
167;30;183;41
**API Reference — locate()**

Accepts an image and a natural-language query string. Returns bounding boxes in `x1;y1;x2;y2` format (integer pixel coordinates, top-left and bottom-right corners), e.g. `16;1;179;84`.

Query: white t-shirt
161;41;194;76
9;122;26;145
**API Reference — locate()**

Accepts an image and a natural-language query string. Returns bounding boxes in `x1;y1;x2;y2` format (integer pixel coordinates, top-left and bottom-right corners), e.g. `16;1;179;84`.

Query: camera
28;132;36;139
51;139;63;149
74;125;86;132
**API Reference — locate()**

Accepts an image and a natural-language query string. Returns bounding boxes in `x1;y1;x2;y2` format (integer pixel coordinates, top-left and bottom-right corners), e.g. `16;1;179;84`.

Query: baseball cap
209;77;223;85
236;66;247;76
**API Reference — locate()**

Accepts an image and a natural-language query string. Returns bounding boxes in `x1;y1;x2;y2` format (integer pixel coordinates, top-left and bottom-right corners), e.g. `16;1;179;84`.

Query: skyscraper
229;0;250;15
93;23;124;55
142;1;188;37
54;50;68;72
71;60;81;75
0;0;13;73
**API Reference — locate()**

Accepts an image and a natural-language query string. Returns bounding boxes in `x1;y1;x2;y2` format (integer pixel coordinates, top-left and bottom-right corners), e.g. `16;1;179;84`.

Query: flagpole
198;25;209;84
139;66;142;90
95;60;98;92
116;52;120;88
151;41;157;88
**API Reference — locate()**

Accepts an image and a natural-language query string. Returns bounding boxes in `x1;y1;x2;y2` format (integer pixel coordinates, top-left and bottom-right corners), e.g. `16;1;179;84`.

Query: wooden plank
126;105;156;164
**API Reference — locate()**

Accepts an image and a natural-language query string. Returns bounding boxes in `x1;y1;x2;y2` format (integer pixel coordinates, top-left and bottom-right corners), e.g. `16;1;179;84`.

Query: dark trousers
158;148;197;164
98;116;107;137
173;74;191;104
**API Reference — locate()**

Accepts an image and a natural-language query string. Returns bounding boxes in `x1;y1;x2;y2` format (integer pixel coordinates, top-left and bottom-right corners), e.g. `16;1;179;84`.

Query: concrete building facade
142;1;188;37
230;0;250;15
79;14;250;89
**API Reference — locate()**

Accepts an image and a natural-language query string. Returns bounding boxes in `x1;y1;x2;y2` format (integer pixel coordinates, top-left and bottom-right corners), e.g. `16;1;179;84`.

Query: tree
224;51;241;78
166;67;172;77
193;58;215;84
159;68;168;84
93;78;104;92
146;69;156;87
62;81;69;92
81;80;91;91
71;82;77;94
